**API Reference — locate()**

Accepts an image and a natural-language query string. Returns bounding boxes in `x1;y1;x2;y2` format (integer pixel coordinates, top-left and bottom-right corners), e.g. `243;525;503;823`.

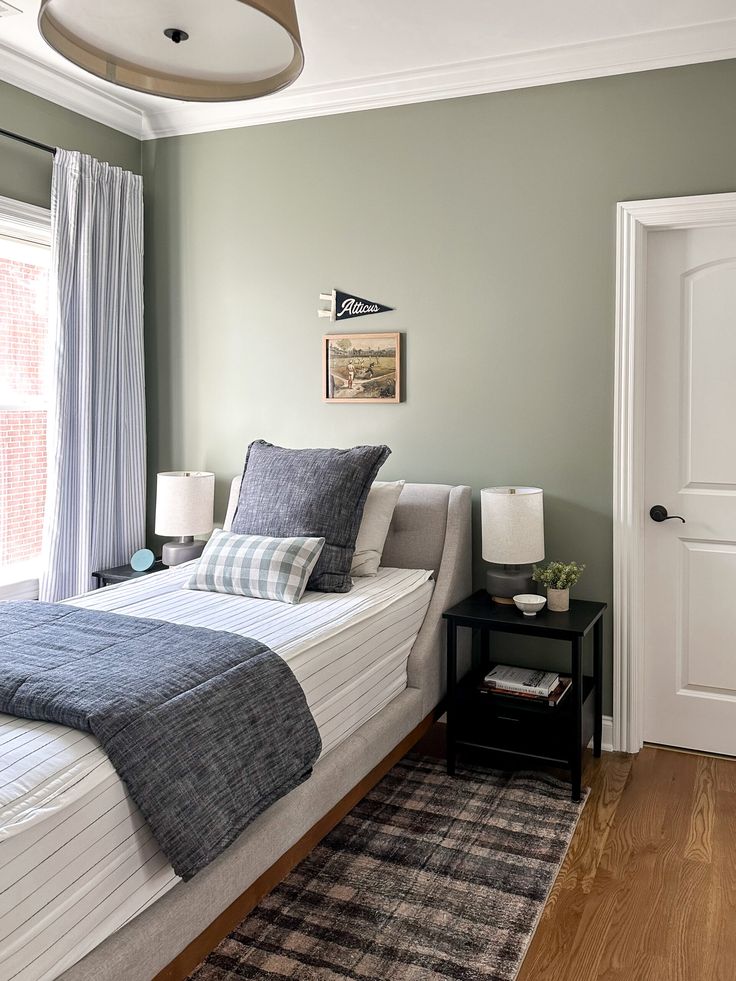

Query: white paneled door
644;224;736;755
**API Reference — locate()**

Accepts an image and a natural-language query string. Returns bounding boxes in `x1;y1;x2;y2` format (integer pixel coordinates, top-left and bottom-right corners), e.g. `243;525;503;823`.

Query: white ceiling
1;0;736;140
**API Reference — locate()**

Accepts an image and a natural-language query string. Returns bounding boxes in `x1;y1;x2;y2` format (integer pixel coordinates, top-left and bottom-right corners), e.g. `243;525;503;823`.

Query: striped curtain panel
39;150;145;602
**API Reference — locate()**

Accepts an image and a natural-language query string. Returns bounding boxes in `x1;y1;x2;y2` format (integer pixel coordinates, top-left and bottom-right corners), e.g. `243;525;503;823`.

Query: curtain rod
0;127;56;156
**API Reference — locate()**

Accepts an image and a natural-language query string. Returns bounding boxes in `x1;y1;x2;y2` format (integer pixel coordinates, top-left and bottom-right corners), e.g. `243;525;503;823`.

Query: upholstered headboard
380;482;452;576
223;475;242;533
223;476;466;579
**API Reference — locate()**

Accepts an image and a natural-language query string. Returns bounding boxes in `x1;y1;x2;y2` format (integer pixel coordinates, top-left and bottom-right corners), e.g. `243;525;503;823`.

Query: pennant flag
318;289;394;322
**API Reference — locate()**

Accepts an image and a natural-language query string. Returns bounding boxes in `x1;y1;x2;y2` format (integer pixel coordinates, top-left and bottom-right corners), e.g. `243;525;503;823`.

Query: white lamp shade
481;486;545;565
155;471;215;537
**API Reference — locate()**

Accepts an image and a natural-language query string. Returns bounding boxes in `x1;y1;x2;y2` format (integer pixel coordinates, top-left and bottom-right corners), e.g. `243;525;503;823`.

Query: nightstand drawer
459;699;572;764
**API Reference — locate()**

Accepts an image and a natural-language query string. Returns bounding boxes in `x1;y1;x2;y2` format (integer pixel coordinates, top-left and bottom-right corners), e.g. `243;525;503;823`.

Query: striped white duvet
0;566;433;981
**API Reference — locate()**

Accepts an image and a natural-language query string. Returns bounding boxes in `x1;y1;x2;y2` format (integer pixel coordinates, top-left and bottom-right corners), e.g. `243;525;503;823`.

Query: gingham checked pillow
185;529;325;605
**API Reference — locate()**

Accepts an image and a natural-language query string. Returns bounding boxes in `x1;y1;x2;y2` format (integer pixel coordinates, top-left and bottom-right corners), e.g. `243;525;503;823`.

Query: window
0;197;51;592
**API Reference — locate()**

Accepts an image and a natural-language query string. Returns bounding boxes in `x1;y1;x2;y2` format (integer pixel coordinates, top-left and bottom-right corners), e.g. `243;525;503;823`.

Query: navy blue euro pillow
231;440;391;593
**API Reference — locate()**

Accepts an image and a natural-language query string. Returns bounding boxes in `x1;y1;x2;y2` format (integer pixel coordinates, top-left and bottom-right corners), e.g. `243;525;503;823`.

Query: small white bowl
513;594;547;616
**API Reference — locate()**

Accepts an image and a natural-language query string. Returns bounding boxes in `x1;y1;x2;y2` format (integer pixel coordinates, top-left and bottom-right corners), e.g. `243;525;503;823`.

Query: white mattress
0;566;433;981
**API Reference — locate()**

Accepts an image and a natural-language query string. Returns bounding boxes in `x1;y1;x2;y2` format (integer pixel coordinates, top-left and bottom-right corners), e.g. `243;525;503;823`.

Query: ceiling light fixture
38;0;304;103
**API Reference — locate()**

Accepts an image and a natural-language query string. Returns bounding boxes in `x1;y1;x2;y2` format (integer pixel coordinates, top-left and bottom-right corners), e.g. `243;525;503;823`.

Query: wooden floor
517;745;736;981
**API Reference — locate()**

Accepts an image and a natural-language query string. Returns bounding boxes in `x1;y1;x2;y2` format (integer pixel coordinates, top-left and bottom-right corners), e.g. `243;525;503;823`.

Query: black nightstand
92;560;165;588
443;592;606;801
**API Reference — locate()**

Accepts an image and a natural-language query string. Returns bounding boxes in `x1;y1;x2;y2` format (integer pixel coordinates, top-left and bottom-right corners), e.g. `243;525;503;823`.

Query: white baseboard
595;716;614;753
433;713;615;753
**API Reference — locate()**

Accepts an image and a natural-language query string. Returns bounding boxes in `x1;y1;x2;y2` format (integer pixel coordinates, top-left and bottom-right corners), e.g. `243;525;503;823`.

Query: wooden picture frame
323;332;400;403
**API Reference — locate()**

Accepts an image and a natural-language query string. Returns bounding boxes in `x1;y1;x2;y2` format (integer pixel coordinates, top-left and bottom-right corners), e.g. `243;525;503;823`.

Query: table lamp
155;471;215;566
481;486;545;603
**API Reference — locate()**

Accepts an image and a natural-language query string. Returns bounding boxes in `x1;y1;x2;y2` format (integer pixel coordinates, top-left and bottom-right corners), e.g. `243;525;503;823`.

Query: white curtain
40;150;146;602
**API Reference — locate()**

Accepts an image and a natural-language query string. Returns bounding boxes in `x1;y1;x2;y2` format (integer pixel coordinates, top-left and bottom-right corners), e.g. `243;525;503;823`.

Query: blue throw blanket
0;602;321;879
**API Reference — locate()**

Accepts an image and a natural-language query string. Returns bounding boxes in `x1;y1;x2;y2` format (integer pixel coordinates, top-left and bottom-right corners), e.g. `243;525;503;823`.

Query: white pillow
351;480;404;577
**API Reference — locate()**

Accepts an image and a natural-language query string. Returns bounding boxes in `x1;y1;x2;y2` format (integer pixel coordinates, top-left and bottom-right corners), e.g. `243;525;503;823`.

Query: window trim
0;195;51;247
0;195;51;597
0;567;40;601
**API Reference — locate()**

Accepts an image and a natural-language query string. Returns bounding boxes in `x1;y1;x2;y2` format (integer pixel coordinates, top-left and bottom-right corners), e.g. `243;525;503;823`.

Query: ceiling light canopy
38;0;304;102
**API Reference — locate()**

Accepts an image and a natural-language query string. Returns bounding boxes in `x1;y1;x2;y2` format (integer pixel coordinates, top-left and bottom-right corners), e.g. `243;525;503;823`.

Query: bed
1;481;471;981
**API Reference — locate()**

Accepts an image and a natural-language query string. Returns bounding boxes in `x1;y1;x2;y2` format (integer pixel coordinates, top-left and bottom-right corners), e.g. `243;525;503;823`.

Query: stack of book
480;665;572;707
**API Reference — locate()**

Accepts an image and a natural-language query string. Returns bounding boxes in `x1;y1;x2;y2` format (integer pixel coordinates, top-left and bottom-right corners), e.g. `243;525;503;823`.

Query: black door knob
649;505;686;523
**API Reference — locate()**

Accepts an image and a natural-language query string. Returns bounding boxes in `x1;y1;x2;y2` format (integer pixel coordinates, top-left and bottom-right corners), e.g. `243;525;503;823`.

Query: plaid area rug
189;756;587;981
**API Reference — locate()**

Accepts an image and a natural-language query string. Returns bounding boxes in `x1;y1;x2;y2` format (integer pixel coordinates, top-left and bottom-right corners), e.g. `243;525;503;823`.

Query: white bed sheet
0;567;433;981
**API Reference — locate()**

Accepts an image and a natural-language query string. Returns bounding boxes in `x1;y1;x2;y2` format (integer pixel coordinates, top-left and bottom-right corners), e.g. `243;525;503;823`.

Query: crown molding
2;18;736;142
0;39;144;139
141;17;736;139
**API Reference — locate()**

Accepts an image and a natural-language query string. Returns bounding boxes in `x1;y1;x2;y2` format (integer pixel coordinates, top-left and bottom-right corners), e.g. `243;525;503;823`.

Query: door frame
613;191;736;754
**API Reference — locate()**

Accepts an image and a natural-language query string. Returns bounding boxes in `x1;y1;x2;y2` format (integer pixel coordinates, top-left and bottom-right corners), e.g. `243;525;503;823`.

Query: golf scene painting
323;332;401;403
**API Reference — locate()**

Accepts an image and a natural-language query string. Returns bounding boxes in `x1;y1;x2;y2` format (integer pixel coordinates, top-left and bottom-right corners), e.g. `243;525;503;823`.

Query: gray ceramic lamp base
485;564;535;604
162;537;205;566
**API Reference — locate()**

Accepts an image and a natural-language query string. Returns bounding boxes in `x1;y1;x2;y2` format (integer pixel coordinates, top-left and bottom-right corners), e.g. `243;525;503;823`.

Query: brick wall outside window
0;250;49;569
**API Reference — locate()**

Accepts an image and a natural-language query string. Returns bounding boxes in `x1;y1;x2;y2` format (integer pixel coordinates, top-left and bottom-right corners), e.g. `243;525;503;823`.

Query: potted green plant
532;561;586;612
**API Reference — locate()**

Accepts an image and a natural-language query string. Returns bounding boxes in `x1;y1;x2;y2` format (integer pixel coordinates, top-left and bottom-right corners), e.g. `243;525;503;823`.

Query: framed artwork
323;332;401;403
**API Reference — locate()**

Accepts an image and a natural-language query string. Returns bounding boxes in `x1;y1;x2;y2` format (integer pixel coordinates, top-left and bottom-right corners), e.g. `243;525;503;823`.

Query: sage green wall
2;60;735;714
141;60;734;711
0;80;140;207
